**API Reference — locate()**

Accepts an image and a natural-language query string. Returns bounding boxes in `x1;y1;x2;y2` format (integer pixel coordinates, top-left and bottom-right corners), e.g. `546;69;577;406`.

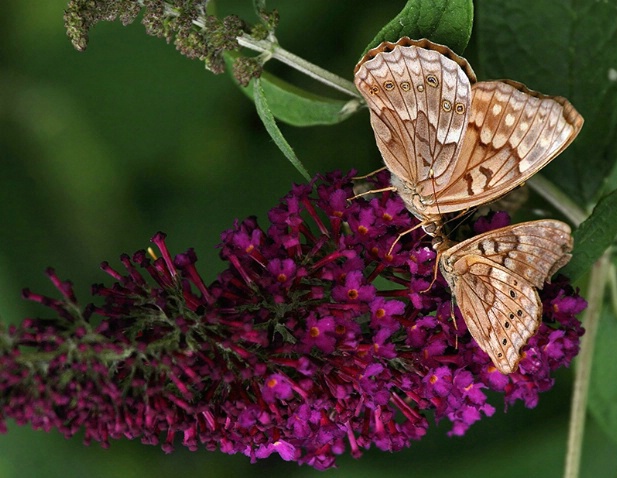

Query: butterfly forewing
443;219;573;288
439;220;573;374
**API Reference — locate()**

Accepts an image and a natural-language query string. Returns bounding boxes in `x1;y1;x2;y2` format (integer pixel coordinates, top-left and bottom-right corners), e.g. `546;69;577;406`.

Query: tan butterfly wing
431;80;584;214
439;220;573;374
354;38;584;221
354;38;475;221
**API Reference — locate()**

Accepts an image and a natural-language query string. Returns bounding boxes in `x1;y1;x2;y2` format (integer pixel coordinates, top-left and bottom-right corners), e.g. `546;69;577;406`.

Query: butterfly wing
431;80;584;214
443;219;573;288
354;38;474;217
439;220;573;373
446;254;543;374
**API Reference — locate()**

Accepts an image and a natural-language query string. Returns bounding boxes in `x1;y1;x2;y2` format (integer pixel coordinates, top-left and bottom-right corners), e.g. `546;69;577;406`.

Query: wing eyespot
454;103;466;114
426;74;439;87
384;81;395;91
400;81;411;91
442;100;452;112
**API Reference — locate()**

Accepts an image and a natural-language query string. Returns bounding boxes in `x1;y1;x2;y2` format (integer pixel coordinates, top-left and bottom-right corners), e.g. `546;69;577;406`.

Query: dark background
0;1;614;477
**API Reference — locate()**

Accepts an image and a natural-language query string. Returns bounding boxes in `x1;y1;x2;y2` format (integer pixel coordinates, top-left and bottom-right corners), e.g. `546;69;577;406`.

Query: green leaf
361;0;474;55
253;78;311;180
562;189;617;281
243;72;355;126
475;0;617;206
225;54;356;127
588;301;617;446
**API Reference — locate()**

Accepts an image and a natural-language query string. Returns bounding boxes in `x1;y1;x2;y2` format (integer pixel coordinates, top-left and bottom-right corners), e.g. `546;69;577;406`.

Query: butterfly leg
348;186;397;202
419;246;443;293
352;166;387;180
448;296;459;350
387;222;426;256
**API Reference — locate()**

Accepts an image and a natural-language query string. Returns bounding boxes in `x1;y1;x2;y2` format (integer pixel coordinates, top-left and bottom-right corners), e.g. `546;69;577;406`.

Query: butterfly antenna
442;207;475;236
430;166;442;217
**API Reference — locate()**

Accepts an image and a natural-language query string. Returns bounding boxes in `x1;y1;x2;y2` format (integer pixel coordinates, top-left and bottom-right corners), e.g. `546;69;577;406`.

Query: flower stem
608;262;617;315
527;175;587;226
237;34;360;98
563;252;609;478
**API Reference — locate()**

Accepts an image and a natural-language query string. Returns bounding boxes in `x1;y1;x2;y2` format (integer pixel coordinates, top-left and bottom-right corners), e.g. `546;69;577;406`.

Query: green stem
527;175;587;226
563;253;609;478
609;263;617;315
237;34;360;98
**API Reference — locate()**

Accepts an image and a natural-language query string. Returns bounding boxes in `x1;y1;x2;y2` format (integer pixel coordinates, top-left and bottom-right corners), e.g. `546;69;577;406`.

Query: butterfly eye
426;74;439;87
383;81;395;91
400;81;411;91
442;100;452;112
454;102;466;114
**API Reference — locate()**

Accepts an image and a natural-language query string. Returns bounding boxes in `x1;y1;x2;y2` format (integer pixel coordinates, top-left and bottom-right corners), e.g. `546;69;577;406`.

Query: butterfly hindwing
354;38;473;218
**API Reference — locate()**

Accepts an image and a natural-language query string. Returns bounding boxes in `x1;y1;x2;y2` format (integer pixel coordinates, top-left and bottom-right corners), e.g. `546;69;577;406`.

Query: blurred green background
0;1;615;477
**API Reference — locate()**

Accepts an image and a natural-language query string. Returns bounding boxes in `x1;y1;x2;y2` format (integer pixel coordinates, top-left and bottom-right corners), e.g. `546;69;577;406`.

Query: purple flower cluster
0;170;585;469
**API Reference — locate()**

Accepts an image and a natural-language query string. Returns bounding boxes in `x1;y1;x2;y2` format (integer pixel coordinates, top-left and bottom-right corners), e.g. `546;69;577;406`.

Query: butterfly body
438;220;573;374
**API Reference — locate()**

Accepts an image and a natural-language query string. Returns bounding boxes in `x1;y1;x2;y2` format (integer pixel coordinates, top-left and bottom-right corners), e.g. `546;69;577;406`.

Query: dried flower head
65;0;248;75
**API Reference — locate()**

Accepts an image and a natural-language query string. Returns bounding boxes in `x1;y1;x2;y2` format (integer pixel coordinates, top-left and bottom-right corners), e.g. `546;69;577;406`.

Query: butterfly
437;219;573;374
353;37;584;235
